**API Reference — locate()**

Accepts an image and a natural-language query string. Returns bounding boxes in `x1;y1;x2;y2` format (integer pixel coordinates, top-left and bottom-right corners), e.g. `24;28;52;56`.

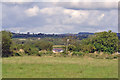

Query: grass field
2;56;118;78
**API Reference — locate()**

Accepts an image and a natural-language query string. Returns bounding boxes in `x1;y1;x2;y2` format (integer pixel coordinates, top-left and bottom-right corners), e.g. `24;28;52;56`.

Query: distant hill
12;32;120;40
78;32;94;35
117;33;120;39
11;32;94;40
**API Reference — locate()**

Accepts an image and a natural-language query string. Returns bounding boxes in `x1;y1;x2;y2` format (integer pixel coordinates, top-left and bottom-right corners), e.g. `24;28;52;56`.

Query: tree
94;30;118;53
34;40;53;51
23;44;39;55
68;44;76;52
2;31;12;57
80;30;118;54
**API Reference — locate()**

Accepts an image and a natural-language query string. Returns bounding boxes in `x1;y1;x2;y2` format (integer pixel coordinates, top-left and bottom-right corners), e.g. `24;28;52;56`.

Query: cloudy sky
2;2;118;34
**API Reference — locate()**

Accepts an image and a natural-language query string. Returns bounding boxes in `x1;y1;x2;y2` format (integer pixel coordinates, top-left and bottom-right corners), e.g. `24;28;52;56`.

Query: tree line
1;30;120;58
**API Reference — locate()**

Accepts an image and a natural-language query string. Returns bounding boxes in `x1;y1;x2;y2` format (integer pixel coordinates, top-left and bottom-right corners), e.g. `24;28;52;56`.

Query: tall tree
79;30;118;53
2;31;12;57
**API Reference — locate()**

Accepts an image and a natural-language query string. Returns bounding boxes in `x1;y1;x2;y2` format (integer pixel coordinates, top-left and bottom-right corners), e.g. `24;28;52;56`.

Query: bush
14;53;21;56
87;53;96;58
105;54;118;59
36;51;53;56
68;45;76;52
36;52;45;56
86;52;118;59
85;51;89;54
34;40;53;51
22;44;39;56
95;54;107;59
45;51;53;56
72;52;84;56
60;52;67;57
79;30;118;54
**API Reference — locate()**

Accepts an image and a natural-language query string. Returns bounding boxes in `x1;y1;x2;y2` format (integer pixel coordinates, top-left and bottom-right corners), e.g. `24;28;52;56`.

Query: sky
1;1;119;34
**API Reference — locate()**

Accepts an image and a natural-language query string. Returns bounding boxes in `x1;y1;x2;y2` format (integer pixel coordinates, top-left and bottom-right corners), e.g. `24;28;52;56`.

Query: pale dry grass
53;45;65;48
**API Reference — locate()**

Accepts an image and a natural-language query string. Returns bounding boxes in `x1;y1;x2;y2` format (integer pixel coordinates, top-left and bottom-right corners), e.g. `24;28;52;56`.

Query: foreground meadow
2;56;118;78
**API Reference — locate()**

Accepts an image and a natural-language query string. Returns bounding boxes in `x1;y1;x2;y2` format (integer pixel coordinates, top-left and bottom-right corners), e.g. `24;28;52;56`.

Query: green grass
2;56;118;78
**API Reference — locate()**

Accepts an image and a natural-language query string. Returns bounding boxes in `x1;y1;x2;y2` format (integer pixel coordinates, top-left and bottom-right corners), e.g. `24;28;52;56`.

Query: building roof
53;48;64;52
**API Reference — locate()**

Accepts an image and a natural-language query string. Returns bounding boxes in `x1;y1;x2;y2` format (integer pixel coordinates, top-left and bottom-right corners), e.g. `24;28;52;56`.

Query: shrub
14;53;21;56
79;30;118;54
60;52;67;57
11;50;25;56
34;41;53;51
36;52;44;56
86;52;118;59
87;53;96;58
105;54;118;59
22;44;39;56
72;52;84;56
36;51;53;56
45;51;53;56
85;51;89;54
68;45;76;52
96;54;107;59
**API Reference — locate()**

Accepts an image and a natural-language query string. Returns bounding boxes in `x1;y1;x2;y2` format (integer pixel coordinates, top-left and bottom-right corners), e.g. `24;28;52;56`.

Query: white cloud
25;6;39;17
39;7;105;25
2;0;33;2
38;6;117;30
2;0;119;2
98;14;104;21
2;2;118;33
40;7;64;16
39;7;89;24
34;25;74;34
63;9;89;24
56;2;118;10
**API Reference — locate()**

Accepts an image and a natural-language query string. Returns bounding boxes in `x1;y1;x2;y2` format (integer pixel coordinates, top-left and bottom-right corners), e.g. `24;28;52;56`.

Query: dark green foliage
80;30;118;54
36;52;45;56
68;45;76;52
22;44;39;55
60;52;68;57
34;40;53;51
72;52;84;56
3;30;119;58
42;38;65;45
2;31;12;57
14;53;21;56
10;38;54;56
80;44;96;53
118;40;120;52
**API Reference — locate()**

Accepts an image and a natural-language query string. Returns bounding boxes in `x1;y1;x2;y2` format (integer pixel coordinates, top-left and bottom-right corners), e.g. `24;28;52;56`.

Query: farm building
52;48;64;53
